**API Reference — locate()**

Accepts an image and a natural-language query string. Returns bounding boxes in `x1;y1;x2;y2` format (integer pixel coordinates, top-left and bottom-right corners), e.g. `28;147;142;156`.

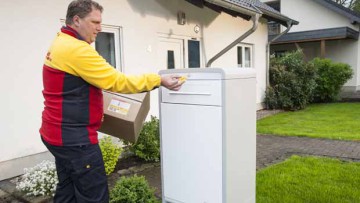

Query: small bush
110;175;159;203
16;160;58;197
265;50;317;110
99;135;122;175
310;58;353;102
127;116;160;162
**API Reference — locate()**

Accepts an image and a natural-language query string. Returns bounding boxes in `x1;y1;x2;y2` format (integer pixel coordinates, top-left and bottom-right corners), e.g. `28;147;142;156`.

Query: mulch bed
107;156;154;189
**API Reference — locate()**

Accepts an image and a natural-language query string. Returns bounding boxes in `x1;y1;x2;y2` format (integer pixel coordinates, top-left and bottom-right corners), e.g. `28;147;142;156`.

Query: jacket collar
61;26;87;43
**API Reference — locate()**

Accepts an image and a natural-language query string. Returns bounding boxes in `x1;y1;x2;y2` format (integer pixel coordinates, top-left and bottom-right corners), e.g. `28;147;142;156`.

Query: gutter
266;20;293;87
205;0;261;17
261;9;299;27
205;1;262;67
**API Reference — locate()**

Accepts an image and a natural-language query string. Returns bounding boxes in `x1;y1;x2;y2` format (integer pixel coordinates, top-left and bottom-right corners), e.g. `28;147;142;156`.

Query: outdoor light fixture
177;11;186;25
194;24;200;33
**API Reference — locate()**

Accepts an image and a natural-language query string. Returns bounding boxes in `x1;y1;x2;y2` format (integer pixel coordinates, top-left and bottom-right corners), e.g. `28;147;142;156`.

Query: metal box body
159;68;256;203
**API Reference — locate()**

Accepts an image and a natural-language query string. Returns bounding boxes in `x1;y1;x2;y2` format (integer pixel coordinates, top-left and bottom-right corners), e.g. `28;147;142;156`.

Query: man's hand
161;75;185;91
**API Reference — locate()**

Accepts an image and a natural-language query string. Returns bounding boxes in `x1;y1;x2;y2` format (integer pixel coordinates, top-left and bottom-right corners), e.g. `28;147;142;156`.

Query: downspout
266;21;293;87
205;3;262;67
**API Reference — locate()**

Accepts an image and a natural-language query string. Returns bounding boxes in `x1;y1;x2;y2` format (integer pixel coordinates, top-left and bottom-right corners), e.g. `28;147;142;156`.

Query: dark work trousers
42;137;109;203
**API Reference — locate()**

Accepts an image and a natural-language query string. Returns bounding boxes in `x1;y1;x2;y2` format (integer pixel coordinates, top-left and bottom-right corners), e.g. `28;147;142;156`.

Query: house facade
264;0;360;93
0;0;295;180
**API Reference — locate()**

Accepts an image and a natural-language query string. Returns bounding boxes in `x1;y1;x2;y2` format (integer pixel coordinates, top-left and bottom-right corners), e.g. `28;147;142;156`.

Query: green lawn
257;103;360;140
257;155;360;203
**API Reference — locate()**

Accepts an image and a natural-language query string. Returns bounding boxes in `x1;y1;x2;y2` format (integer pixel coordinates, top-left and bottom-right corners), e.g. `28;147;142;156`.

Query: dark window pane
274;50;286;58
167;50;175;69
188;40;200;68
245;47;251;67
268;22;281;35
96;32;116;68
237;46;243;67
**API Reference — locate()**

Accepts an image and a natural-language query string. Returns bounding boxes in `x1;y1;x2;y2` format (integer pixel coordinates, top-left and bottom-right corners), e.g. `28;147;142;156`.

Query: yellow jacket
45;31;161;93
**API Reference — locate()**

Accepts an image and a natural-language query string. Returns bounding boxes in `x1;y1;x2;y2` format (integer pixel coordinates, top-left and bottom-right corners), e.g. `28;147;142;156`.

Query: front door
149;37;185;117
157;37;184;70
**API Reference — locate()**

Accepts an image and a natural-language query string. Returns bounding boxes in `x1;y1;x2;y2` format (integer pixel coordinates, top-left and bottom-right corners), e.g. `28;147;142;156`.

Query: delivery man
40;0;183;202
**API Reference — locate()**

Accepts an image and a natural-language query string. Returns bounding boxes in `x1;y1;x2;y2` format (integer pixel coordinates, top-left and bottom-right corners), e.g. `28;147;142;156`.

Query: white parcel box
159;68;256;203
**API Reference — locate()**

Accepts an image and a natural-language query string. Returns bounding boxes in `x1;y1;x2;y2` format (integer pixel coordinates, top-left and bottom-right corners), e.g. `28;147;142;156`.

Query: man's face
75;8;102;44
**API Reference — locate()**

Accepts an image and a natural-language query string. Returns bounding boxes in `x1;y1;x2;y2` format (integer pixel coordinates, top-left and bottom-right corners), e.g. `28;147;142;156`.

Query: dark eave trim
261;9;299;27
269;27;359;44
185;0;297;28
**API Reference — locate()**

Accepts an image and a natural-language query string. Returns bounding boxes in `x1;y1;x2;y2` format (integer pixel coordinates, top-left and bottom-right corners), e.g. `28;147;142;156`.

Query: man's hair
65;0;103;25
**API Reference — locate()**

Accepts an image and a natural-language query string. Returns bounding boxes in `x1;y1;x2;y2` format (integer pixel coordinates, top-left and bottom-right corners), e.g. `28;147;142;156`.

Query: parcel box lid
159;67;256;80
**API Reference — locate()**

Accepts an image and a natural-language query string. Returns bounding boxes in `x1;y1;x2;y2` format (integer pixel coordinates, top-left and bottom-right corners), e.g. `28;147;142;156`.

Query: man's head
65;0;103;44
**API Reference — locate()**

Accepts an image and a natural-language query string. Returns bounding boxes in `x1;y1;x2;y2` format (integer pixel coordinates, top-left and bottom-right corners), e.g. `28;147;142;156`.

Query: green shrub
110;175;159;203
310;58;353;102
16;160;58;197
127;116;160;162
265;50;317;110
99;136;122;175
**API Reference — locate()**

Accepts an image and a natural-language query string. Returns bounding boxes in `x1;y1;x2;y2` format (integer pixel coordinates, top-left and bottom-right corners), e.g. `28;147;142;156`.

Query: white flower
16;160;58;197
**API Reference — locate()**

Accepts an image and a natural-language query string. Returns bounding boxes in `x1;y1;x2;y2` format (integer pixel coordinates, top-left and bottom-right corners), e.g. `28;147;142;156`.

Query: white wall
281;0;358;32
0;0;70;180
0;0;269;180
358;42;360;90
326;39;359;89
0;1;68;162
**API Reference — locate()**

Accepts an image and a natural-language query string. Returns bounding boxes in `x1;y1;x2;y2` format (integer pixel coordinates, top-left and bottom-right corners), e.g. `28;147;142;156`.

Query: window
267;1;281;35
96;32;116;67
274;50;286;58
188;40;200;68
167;50;175;69
268;22;281;35
237;44;253;68
94;25;122;70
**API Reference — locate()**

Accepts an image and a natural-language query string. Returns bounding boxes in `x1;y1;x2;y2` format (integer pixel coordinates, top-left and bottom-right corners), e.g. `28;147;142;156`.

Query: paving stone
0;189;8;198
117;169;132;176
0;179;17;194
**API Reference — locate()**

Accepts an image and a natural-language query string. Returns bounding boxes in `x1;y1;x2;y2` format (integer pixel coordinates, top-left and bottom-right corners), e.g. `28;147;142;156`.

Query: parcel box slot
169;92;212;96
161;80;222;106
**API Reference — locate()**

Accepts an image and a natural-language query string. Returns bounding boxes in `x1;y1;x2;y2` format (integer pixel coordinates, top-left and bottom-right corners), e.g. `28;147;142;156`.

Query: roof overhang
260;9;298;27
204;0;262;16
185;0;298;27
185;0;260;21
269;27;359;44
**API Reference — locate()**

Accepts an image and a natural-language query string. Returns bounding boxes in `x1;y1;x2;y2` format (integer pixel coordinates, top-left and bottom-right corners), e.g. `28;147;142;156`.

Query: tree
332;0;360;12
333;0;350;6
351;0;360;12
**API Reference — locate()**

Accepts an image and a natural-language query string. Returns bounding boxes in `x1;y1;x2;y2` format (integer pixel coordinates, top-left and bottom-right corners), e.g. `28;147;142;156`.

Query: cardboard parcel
98;91;150;143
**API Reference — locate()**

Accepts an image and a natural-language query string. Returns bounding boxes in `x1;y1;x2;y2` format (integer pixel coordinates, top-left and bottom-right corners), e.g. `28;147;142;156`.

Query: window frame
94;25;123;71
237;43;253;68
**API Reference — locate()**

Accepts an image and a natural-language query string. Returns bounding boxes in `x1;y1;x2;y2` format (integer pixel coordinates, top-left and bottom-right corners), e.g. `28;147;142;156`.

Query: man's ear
73;15;80;27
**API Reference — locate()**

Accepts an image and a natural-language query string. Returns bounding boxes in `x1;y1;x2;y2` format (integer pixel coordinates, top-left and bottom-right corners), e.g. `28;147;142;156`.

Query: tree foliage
332;0;360;12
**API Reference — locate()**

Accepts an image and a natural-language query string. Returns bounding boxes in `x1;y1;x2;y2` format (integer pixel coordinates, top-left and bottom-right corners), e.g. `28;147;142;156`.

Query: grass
257;102;360;140
257;155;360;203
